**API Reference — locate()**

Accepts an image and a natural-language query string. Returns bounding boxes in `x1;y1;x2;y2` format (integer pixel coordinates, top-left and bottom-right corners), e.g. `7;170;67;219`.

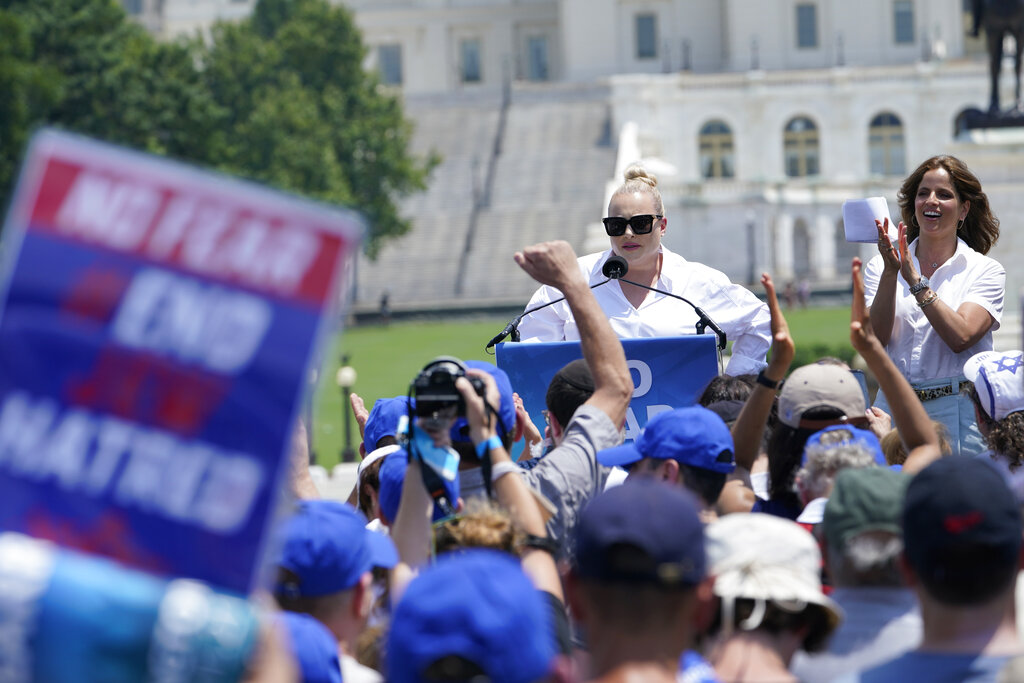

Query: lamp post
336;355;358;463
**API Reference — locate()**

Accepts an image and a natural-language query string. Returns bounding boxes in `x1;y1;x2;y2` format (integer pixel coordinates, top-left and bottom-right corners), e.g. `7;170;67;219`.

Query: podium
496;335;719;445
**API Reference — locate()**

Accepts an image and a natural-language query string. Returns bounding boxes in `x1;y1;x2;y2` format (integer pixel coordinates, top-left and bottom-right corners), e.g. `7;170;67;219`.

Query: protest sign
497;335;719;444
0;130;363;593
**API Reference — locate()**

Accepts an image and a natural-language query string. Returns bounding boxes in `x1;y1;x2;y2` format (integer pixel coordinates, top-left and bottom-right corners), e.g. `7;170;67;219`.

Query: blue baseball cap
450;361;516;443
363;396;414;452
276;612;343;683
275;501;398;598
378;448;460;524
387;549;555;683
802;425;886;467
574;478;706;586
598;406;735;474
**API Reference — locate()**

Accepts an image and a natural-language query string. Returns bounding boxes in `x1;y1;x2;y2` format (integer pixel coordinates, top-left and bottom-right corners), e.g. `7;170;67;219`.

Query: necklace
931;261;939;268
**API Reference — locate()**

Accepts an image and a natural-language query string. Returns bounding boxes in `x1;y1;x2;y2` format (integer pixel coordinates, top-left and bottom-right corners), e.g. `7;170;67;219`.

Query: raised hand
875;218;901;273
896;221;920;286
513;240;585;291
851;257;884;357
762;272;794;377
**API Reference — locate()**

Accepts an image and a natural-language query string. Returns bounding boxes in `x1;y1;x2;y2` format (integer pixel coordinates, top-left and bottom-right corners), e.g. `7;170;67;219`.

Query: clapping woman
863;155;1003;456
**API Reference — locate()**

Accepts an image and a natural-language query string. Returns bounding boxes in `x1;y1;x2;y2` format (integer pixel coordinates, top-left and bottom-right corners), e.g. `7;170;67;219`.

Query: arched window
868;112;905;176
698;120;735;179
783;116;819;177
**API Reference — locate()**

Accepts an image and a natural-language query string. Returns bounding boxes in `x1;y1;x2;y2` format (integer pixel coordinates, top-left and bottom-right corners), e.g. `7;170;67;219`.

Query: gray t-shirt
521;404;621;559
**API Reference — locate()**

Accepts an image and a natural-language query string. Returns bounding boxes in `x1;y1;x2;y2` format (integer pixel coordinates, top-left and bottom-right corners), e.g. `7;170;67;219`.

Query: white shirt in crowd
863;237;1004;383
517;247;771;376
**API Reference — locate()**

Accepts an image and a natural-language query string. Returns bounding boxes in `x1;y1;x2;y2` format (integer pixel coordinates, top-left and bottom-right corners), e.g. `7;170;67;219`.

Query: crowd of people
262;155;1024;682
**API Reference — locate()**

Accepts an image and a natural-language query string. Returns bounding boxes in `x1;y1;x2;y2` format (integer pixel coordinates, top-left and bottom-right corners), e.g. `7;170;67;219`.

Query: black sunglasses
602;214;663;237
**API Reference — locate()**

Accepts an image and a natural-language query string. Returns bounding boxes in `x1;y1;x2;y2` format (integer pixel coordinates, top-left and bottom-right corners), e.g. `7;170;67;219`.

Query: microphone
485;255;628;350
602;255;628;279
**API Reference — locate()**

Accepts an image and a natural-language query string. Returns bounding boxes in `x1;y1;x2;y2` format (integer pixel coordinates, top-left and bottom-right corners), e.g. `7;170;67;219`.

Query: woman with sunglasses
863;155;1004;457
518;164;771;375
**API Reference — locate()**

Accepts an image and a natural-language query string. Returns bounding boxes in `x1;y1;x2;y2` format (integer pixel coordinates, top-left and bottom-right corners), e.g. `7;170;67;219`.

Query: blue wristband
475;435;503;458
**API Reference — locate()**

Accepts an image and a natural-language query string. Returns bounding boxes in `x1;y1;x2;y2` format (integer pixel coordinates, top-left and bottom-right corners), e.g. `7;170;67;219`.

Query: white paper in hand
842;197;898;243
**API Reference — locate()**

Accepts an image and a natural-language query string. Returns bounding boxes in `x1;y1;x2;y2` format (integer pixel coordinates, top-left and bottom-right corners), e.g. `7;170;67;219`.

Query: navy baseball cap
598;406;735;474
802;425;886;467
363;396;414;453
450;360;516;443
378;448;460;524
574;478;706;586
276;612;343;683
275;501;398;598
387;549;555;683
903;457;1022;577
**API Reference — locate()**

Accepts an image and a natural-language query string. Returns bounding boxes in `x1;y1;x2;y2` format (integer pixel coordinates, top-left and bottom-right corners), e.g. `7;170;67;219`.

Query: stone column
774;213;794;281
812;213;837;280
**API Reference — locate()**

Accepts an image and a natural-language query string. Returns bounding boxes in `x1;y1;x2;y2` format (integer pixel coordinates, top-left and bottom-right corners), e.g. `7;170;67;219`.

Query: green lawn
310;305;855;466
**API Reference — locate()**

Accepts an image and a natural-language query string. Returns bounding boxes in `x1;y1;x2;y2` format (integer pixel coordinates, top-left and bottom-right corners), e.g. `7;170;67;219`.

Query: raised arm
514;241;632;427
898;220;1002;352
731;273;794;471
851;257;941;473
458;371;563;601
388;455;433;604
868;218;901;347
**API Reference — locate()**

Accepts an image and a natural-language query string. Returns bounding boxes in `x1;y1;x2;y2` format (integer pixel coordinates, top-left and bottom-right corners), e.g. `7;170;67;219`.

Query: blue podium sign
0;130;363;593
496;336;719;443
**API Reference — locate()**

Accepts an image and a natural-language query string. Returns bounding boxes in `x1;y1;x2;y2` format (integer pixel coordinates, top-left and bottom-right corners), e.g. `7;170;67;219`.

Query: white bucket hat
706;513;842;635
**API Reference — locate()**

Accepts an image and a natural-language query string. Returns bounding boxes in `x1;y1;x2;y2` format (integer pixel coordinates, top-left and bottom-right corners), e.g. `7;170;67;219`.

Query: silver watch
909;277;930;295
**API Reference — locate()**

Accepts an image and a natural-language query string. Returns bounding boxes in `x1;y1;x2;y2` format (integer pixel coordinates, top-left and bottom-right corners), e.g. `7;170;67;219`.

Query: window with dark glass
377;44;403;86
783;116;820;177
699;120;735;179
460;39;482;83
527;35;549;81
796;4;818;49
636;14;658;59
894;1;914;44
869;112;906;176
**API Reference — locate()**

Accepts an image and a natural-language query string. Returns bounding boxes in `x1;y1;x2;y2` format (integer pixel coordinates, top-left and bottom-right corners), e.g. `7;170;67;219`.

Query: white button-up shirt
517;247;771;376
863;237;1005;383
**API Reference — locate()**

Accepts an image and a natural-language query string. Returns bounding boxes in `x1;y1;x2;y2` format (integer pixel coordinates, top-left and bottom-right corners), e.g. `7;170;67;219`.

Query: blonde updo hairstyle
613;163;664;216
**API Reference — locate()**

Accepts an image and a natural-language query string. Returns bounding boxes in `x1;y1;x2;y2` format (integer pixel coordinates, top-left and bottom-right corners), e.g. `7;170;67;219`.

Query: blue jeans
873;375;984;457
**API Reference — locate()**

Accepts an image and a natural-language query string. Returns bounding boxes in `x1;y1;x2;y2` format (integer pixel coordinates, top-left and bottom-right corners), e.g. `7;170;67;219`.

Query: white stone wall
356;1;560;94
142;0;971;95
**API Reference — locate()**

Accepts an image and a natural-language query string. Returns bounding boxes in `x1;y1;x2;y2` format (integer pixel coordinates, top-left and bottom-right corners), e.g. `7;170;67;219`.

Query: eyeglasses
602;214;663;237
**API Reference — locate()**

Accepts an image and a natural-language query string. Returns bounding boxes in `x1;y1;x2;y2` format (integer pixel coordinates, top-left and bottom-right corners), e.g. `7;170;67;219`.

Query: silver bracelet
917;292;939;308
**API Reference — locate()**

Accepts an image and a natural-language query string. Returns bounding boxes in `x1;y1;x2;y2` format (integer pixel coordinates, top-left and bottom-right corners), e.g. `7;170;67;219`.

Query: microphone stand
616;276;727;373
485;278;613;351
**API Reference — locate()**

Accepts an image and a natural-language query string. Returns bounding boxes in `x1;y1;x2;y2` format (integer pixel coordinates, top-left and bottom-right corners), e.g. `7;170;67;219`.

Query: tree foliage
0;0;435;256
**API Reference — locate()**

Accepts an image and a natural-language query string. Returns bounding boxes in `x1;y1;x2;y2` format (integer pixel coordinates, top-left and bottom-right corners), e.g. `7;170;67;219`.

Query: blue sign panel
497;336;719;443
0;130;364;593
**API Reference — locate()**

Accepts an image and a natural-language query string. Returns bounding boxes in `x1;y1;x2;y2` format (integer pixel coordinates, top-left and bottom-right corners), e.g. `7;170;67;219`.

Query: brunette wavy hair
897;155;999;255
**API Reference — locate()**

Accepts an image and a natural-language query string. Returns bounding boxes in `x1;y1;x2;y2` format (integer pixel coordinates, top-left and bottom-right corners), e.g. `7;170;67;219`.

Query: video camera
412;356;486;421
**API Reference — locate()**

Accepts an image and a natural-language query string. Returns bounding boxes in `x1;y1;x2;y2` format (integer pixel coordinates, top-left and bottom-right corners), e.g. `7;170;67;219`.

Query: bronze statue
975;0;1024;114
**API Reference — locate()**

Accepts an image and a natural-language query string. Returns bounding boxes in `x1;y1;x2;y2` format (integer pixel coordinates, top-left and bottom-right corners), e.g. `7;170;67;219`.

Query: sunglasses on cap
602;214;662;237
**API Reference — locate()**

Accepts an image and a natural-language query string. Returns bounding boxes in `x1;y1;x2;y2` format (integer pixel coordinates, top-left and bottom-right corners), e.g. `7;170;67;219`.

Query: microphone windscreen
602;255;628;279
